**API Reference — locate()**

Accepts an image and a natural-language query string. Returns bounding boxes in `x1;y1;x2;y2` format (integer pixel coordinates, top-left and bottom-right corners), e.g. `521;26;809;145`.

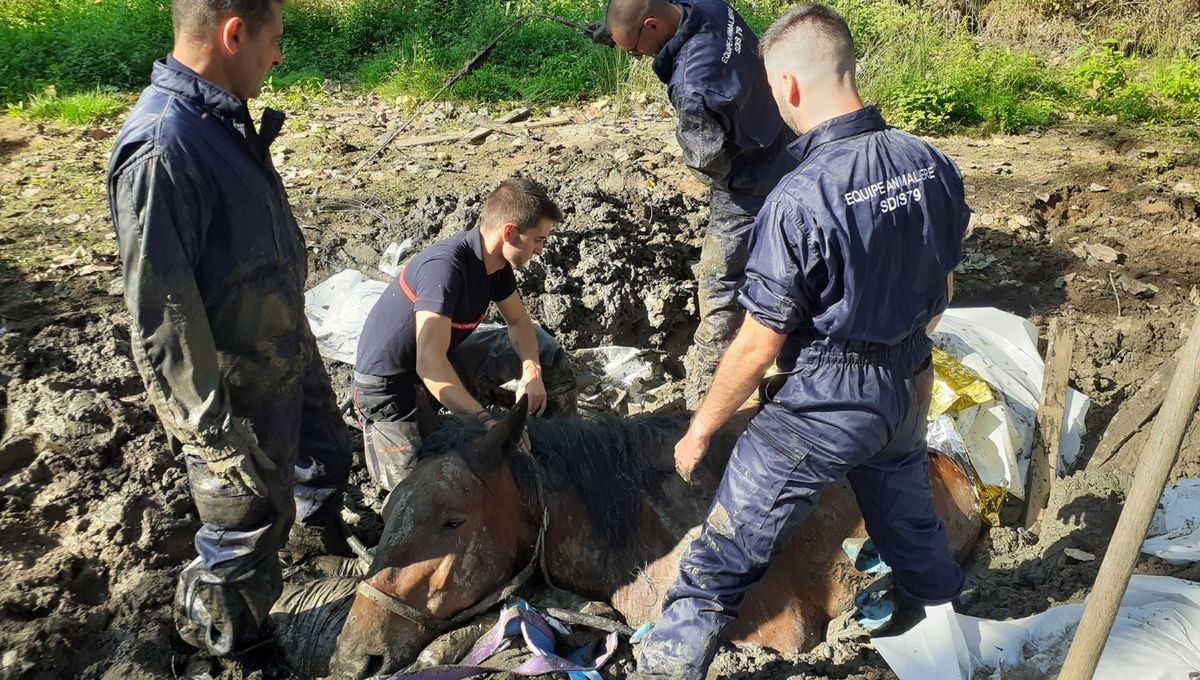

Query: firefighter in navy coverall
590;0;797;404
635;6;971;679
107;0;351;657
352;178;577;486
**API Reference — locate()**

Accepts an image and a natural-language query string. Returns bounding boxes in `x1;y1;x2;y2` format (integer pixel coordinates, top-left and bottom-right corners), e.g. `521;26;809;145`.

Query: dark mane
414;413;690;548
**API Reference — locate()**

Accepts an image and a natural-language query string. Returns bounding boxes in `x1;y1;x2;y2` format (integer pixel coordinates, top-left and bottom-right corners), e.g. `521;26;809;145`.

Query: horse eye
441;518;466;531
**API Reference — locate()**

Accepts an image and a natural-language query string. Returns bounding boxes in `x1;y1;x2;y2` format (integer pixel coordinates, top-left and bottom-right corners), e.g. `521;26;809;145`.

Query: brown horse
328;398;981;678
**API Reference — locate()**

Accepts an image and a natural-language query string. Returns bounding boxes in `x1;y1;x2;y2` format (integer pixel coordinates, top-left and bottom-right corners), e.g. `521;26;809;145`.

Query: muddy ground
1;94;1199;679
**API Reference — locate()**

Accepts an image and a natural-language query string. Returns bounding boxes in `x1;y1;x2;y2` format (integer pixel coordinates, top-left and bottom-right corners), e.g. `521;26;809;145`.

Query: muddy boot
280;520;354;565
175;557;278;658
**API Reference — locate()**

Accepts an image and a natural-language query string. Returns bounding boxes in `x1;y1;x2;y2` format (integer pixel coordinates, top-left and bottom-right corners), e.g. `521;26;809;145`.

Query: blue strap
381;600;618;680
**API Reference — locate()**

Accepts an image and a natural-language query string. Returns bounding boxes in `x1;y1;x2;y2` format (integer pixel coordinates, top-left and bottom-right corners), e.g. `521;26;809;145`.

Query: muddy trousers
177;348;352;657
638;338;964;680
689;197;756;378
353;325;577;488
355;325;577;423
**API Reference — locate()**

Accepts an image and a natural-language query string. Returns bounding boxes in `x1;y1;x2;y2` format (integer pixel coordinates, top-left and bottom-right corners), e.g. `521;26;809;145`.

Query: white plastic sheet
1143;478;1200;564
304;269;387;365
875;575;1200;679
931;308;1090;499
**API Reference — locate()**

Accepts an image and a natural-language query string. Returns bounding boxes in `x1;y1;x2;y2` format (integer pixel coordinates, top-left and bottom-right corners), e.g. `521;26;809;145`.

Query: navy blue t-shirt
738;107;971;358
356;227;517;380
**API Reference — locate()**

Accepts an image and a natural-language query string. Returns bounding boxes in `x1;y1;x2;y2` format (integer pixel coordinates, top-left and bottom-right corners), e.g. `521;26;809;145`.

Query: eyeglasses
627;21;647;58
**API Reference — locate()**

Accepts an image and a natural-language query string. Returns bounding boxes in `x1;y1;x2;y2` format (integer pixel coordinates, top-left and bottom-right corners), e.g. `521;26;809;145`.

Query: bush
1072;43;1199;121
0;0;1196;130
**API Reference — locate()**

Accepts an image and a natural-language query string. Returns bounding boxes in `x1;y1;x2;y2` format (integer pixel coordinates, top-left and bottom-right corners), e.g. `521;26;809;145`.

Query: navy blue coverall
107;57;350;656
650;0;797;381
637;106;972;680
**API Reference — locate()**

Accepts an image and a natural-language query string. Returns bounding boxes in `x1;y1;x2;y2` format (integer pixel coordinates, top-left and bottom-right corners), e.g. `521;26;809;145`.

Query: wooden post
1059;308;1200;679
1088;345;1184;469
1024;318;1074;529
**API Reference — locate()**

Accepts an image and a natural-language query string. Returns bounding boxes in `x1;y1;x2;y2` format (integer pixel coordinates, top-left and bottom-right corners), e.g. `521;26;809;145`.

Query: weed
7;88;128;125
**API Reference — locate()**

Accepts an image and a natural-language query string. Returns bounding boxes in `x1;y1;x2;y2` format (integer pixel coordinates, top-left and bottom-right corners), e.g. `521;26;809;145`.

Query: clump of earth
1;98;1199;679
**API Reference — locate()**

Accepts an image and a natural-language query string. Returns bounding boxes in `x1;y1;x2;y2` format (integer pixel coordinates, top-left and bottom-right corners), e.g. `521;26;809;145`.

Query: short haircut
759;3;856;79
605;0;664;36
172;0;281;36
480;178;562;233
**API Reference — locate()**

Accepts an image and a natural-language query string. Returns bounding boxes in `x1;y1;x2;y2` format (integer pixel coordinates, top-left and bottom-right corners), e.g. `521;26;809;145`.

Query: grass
6;88;129;125
1;0;1196;131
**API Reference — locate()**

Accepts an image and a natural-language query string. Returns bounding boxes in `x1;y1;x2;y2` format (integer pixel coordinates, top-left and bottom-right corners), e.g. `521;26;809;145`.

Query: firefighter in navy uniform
635;6;972;679
591;0;797;404
107;0;351;657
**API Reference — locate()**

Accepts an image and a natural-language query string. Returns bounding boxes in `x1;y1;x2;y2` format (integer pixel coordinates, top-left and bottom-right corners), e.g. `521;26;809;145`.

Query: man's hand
674;428;710;483
515;366;548;416
584;20;615;47
188;439;277;498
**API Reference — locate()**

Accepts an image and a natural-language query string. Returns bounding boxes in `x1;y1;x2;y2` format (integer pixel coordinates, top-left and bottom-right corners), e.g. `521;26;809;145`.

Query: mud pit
1;101;1199;679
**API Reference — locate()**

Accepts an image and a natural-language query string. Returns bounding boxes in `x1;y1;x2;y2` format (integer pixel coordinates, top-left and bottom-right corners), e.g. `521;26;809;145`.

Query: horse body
328;402;981;678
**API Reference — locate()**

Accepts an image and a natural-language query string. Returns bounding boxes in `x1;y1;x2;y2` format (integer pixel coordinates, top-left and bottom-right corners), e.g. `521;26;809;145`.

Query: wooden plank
1060;308;1200;679
518;115;572;130
1088;345;1185;469
392;131;469;149
460;107;531;145
465;118;544;141
1024;319;1075;529
394;113;569;149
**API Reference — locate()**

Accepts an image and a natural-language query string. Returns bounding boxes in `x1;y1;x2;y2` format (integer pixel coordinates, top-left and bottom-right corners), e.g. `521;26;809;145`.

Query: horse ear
472;395;530;470
415;388;441;439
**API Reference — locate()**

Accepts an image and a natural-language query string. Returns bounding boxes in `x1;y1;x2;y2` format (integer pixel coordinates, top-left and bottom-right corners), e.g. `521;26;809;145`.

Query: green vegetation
2;0;1197;132
5;87;129;125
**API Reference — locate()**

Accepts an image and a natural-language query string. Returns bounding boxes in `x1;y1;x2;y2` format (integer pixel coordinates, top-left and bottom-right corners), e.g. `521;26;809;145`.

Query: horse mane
415;413;690;549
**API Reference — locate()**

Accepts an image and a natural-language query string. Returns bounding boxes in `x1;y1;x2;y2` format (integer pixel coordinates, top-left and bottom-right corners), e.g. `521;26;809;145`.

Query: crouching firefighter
107;0;352;657
636;6;972;679
353;178;577;489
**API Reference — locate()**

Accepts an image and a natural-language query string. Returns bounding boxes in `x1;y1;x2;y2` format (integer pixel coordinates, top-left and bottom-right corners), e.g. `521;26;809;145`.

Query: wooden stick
1059;308;1200;679
1088;345;1184;469
391;113;570;150
1024;319;1075;529
391;131;470;149
518;115;572;129
459;107;531;145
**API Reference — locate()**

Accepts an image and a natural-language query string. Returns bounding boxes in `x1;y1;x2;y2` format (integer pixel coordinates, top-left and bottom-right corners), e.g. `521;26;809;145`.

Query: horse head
329;397;540;678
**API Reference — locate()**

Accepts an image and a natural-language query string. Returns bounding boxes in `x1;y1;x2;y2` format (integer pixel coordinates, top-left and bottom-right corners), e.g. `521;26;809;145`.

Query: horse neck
514;429;714;602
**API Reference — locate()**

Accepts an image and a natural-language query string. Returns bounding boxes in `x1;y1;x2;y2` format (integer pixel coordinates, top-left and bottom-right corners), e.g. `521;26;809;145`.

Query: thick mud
0;102;1198;679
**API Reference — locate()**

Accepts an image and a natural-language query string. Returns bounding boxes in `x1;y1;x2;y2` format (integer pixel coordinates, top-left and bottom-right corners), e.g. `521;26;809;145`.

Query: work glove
183;428;277;498
584;20;615;47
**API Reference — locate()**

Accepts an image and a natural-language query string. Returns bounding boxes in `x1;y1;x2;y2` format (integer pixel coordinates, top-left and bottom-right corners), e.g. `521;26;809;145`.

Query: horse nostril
362;654;384;679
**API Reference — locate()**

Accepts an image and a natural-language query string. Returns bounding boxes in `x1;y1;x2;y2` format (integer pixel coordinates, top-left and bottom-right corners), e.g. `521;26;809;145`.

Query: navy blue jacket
107;56;311;455
738;107;971;362
653;0;796;213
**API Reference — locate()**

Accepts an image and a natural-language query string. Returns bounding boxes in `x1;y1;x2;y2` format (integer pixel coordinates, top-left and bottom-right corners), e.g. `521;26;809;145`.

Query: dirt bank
1;103;1198;678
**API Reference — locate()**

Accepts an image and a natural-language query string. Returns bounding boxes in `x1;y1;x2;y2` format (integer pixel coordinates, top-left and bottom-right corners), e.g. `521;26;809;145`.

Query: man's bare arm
415;310;487;417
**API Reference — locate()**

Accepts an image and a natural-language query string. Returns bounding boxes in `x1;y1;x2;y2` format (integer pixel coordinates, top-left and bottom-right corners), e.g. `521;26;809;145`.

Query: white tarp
931;308;1090;499
303;270;665;412
1143;478;1200;564
304;269;387;365
875;575;1200;679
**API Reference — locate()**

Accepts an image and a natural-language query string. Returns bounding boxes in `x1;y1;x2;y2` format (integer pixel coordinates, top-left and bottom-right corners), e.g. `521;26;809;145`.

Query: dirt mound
1;104;1198;680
